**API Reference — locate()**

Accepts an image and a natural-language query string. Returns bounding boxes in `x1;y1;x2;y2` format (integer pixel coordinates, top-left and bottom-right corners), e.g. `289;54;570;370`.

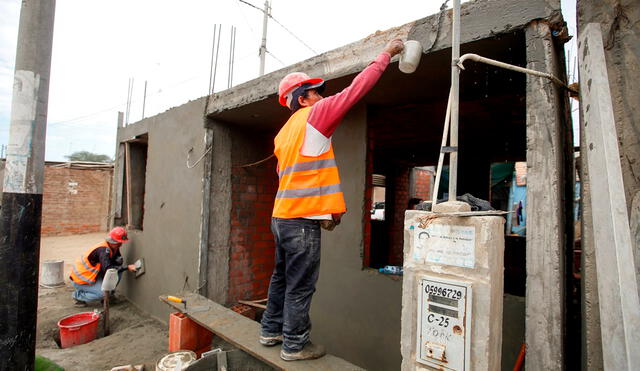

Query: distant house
0;160;113;236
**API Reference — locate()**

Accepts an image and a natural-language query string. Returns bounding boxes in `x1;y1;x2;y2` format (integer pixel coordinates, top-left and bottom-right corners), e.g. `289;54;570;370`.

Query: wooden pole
103;291;110;336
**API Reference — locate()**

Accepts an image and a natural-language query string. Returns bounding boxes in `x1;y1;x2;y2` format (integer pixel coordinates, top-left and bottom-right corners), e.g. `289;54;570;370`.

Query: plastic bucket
57;312;101;348
40;260;65;287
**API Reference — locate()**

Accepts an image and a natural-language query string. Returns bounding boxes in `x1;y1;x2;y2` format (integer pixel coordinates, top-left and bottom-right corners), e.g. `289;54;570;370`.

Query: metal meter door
416;276;472;370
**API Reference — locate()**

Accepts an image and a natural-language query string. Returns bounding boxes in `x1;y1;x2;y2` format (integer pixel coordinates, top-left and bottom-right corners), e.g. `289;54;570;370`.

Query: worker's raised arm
307;39;404;140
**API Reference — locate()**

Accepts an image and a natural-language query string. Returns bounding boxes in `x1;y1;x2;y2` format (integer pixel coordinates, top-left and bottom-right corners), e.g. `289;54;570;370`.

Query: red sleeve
308;52;391;137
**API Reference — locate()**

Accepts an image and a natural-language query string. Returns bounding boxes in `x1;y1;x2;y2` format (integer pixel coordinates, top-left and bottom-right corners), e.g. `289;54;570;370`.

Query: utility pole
0;1;55;369
259;0;271;76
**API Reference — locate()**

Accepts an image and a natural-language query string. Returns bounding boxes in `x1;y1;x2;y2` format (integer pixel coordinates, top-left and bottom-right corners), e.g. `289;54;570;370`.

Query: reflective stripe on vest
69;241;112;285
278;158;338;178
272;107;347;218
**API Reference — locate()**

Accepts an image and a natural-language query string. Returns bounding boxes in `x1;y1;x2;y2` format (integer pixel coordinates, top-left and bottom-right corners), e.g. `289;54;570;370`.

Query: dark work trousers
260;217;322;353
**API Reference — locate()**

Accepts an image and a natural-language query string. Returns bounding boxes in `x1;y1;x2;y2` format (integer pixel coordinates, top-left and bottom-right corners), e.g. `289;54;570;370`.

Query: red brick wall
228;157;278;303
362;132;374;267
412;168;432;201
41;166;113;236
388;168;410;266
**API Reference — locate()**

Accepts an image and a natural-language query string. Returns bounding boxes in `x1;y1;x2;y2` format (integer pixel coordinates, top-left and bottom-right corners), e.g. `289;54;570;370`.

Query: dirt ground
36;233;168;370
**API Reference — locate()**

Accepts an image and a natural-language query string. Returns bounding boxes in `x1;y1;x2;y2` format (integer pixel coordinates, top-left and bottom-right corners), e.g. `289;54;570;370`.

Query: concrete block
432;201;471;213
401;210;504;370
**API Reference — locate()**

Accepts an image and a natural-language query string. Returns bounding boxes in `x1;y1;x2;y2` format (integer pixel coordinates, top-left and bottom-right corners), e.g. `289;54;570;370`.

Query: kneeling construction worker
69;226;137;307
259;39;404;361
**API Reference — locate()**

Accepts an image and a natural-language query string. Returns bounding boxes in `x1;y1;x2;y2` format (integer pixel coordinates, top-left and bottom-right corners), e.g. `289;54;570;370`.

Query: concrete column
578;23;640;370
401;204;505;370
524;21;566;370
580;107;603;370
206;121;232;304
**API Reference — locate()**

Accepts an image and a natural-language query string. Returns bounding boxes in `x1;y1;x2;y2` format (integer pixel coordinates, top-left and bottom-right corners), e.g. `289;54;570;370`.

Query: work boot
280;342;326;361
73;299;87;308
259;334;283;346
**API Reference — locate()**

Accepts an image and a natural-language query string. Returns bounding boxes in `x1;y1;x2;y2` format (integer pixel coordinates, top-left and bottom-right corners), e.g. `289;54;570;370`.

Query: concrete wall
310;105;403;370
115;97;208;322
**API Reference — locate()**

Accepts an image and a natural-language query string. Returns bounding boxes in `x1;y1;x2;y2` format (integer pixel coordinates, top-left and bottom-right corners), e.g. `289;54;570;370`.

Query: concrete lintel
205;0;561;118
524;20;566;370
578;22;640;370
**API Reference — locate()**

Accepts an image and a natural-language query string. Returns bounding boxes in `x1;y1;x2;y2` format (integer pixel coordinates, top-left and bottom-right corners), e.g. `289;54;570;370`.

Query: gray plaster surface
400;210;505;371
115;97;208;322
309;105;404;371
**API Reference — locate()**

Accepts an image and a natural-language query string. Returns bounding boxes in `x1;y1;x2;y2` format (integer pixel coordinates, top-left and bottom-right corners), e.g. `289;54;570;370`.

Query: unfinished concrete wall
577;1;639;369
115;98;208;322
310;105;403;370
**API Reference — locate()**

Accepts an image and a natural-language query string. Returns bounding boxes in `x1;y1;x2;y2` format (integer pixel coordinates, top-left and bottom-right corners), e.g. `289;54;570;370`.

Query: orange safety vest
69;241;113;285
272;106;347;218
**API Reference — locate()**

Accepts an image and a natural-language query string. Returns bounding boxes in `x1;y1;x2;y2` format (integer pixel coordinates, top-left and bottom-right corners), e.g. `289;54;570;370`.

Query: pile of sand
36;285;168;370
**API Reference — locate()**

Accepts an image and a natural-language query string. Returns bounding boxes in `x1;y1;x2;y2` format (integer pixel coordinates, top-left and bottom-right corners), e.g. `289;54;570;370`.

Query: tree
65;151;112;163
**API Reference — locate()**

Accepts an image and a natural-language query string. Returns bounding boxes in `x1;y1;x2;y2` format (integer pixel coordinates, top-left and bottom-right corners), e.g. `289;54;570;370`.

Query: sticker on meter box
416;276;472;370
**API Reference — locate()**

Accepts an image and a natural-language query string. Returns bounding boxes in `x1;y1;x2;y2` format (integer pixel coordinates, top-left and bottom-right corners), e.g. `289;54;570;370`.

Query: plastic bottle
379;265;403;275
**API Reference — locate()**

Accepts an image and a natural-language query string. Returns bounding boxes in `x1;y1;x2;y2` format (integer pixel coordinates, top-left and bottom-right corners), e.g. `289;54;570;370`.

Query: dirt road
36;233;168;370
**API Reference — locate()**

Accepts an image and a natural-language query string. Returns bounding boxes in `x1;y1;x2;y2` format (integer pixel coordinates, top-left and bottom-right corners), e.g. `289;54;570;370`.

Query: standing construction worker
69;226;137;307
260;39;405;361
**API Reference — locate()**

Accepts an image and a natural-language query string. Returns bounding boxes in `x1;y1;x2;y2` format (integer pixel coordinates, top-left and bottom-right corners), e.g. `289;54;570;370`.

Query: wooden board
160;294;363;371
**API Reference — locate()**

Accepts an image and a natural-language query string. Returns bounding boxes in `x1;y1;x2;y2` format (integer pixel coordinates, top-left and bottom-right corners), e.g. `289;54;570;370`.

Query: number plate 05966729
416;276;472;371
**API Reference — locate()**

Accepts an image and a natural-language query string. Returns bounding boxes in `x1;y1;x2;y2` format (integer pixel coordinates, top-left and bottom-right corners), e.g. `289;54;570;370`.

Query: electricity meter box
416;275;472;370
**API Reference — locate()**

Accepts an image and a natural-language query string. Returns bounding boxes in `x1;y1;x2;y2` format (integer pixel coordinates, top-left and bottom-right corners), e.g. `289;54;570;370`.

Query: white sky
0;0;577;161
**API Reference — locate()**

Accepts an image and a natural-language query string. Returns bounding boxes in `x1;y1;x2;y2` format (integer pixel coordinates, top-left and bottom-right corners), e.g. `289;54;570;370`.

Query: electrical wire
186;146;213;169
268;15;317;54
237;0;317;54
235;153;274;168
266;50;286;66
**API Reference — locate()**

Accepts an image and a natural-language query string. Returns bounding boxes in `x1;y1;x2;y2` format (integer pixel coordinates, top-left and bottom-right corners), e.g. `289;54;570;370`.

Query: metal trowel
167;296;210;314
134;258;145;278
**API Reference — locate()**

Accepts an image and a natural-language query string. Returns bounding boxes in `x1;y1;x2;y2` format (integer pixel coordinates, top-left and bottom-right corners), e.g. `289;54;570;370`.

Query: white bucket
399;40;423;74
40;260;65;288
101;268;119;291
156;351;197;371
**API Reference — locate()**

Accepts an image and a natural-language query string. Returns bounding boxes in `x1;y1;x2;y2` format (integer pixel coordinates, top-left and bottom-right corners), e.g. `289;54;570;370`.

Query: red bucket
57;312;100;348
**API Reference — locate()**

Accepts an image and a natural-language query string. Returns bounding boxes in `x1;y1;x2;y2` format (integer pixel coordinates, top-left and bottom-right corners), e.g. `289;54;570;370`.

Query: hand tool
167;295;209;314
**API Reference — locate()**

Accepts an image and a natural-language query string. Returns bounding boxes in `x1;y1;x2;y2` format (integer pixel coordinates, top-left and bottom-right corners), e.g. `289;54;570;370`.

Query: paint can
40;260;65;288
399;40;422;74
